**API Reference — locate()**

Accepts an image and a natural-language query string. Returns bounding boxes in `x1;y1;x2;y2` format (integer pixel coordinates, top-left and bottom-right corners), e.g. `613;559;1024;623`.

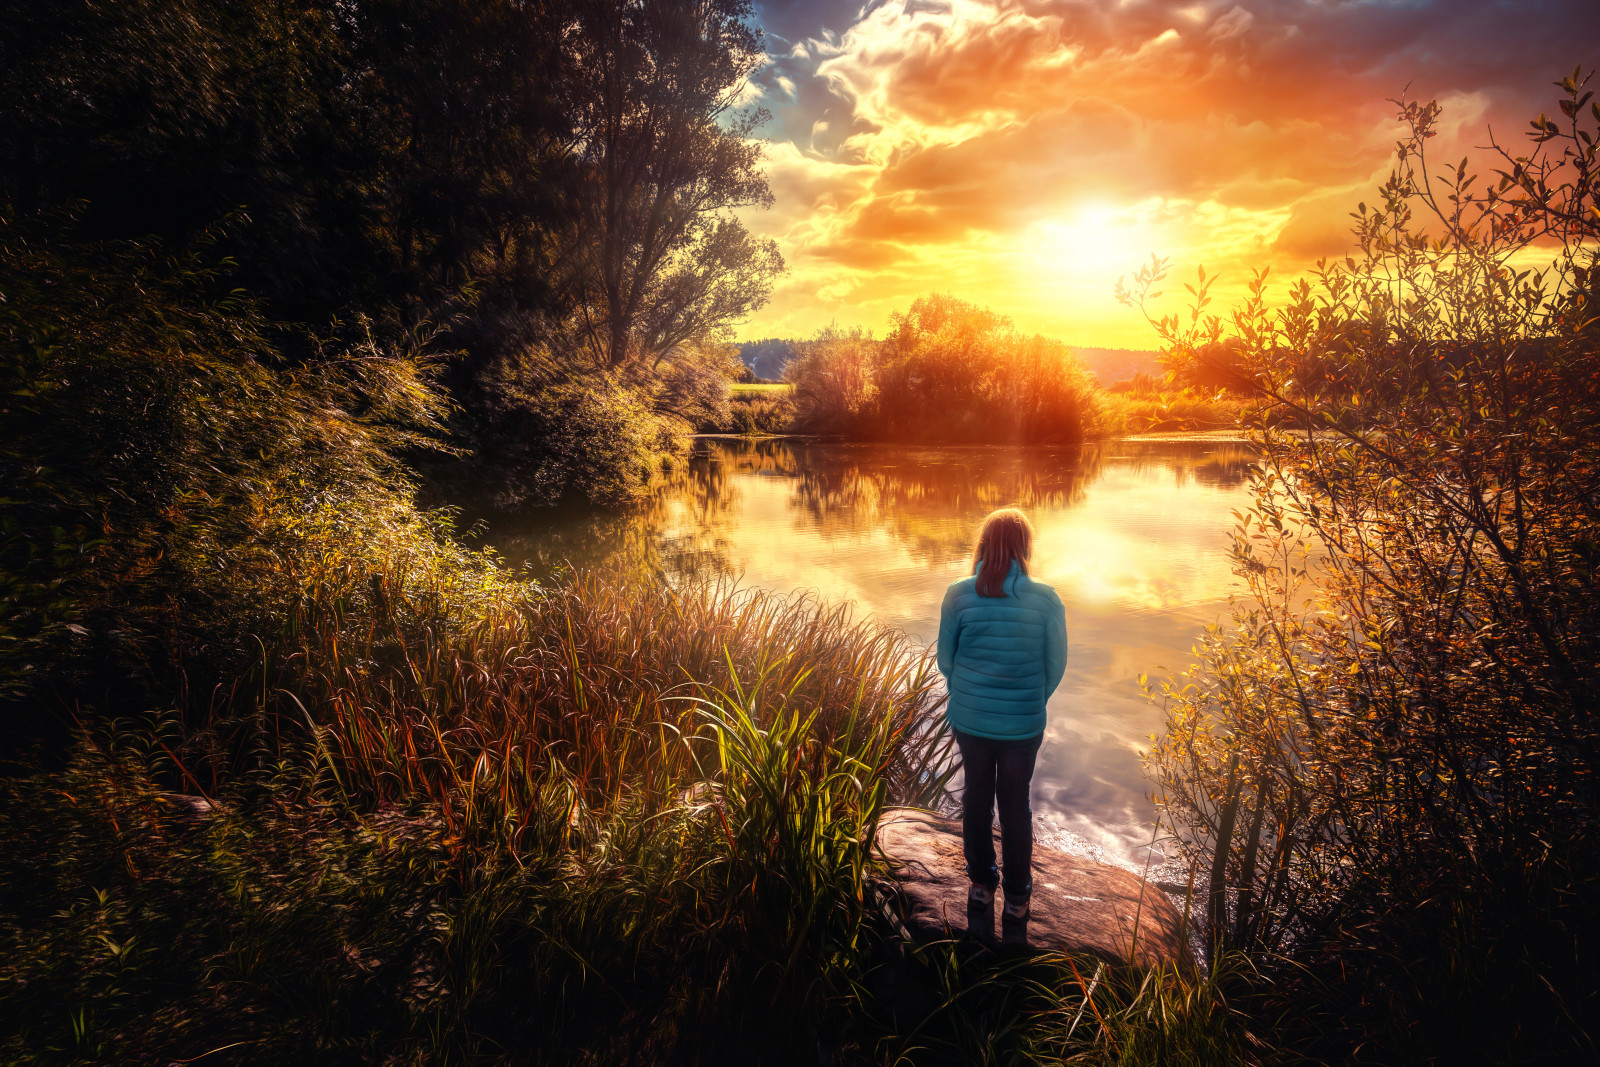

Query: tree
785;327;879;433
1132;70;1600;1061
559;0;782;370
872;294;1103;443
0;0;584;341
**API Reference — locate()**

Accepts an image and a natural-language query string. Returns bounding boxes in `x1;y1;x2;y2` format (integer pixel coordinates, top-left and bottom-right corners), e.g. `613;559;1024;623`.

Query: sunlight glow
1032;203;1154;278
732;0;1559;346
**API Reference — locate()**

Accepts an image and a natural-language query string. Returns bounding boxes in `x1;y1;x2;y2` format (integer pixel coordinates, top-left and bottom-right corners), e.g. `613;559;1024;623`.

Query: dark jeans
954;729;1043;898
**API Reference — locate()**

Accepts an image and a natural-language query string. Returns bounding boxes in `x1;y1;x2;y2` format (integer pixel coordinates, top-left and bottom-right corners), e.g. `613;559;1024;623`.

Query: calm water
489;435;1258;863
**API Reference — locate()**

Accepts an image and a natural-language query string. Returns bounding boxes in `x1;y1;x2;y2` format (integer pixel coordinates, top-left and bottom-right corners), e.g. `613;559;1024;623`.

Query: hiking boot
967;882;995;907
1002;893;1030;922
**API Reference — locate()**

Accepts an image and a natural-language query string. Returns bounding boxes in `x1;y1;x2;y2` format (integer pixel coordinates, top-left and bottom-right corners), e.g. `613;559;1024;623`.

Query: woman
936;508;1068;920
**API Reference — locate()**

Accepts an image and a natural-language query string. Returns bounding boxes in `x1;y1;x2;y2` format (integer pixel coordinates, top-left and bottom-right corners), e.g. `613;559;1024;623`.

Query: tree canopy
0;0;779;369
1;0;783;509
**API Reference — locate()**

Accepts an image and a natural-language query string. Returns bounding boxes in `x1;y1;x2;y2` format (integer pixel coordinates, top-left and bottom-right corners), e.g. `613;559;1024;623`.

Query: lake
488;434;1259;866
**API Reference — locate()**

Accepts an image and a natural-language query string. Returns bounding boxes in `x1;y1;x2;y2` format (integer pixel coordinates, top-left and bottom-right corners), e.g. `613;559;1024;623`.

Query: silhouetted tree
1;0;783;508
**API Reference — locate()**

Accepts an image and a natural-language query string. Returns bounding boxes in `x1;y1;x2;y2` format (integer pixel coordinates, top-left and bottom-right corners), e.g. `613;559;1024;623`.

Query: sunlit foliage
786;295;1107;443
1134;70;1600;1062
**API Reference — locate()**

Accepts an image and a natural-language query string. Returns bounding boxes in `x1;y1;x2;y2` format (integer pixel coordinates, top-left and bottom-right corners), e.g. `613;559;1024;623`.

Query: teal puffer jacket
936;561;1068;740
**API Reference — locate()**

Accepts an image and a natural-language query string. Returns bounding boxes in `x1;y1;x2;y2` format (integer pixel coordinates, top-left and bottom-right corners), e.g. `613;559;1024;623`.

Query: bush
466;352;680;510
1139;72;1600;1062
708;390;794;434
0;220;453;724
786;297;1108;443
785;326;879;434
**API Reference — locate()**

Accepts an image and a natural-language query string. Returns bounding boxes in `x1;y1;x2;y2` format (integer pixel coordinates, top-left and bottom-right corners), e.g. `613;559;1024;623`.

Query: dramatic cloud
737;0;1599;346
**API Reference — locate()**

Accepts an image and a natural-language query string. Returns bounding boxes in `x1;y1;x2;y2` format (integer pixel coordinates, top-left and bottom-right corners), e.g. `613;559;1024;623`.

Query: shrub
786;297;1109;443
874;294;1106;443
1138;72;1600;1061
718;391;794;434
785;326;879;434
467;355;679;510
646;338;744;434
0;221;453;723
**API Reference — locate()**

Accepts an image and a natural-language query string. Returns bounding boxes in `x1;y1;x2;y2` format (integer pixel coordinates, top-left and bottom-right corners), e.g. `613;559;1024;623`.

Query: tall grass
247;557;955;825
3;553;956;1062
723;390;795;434
851;940;1276;1066
0;743;1275;1065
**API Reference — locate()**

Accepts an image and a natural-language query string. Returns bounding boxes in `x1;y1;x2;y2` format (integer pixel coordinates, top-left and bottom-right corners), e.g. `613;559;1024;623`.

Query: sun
1027;202;1154;281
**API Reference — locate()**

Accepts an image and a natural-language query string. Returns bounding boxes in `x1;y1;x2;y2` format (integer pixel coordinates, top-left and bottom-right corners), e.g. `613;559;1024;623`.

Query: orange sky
736;0;1598;348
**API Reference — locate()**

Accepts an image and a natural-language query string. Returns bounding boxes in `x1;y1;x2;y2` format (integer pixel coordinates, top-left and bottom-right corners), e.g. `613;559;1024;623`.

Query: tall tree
560;0;782;370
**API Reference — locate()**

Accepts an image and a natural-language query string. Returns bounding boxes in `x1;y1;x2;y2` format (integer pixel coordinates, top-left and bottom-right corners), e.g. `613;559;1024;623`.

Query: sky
732;0;1600;348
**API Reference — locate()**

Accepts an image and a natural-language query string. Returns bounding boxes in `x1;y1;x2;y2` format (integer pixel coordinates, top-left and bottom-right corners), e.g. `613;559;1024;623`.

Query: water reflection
486;435;1258;863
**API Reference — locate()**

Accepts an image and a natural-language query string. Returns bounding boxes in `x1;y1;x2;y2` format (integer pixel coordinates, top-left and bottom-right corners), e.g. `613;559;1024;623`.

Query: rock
873;807;1191;966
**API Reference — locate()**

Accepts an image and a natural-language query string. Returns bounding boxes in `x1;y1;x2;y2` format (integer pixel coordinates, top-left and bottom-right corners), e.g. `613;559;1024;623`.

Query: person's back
938;562;1067;742
934;508;1068;925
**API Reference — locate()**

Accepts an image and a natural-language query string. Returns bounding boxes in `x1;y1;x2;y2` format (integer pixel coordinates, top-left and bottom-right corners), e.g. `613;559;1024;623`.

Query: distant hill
1071;346;1164;385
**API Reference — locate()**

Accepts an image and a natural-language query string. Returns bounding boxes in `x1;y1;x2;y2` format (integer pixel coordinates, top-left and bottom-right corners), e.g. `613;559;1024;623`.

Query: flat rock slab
875;808;1191;966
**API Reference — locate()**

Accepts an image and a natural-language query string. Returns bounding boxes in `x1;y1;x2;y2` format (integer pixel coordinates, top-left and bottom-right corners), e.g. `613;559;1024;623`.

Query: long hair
971;508;1033;597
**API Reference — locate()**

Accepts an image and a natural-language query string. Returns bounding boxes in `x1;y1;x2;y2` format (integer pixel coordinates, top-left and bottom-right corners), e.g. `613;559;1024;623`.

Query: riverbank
704;382;1249;438
0;560;1269;1064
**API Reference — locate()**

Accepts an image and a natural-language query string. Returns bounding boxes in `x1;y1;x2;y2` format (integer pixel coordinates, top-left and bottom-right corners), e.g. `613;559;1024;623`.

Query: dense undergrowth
0;230;1257;1058
0;538;1268;1063
0;745;1271;1065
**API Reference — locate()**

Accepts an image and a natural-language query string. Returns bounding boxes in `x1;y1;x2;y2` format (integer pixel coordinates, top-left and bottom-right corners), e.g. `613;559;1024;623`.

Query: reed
240;550;953;822
855;939;1276;1066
